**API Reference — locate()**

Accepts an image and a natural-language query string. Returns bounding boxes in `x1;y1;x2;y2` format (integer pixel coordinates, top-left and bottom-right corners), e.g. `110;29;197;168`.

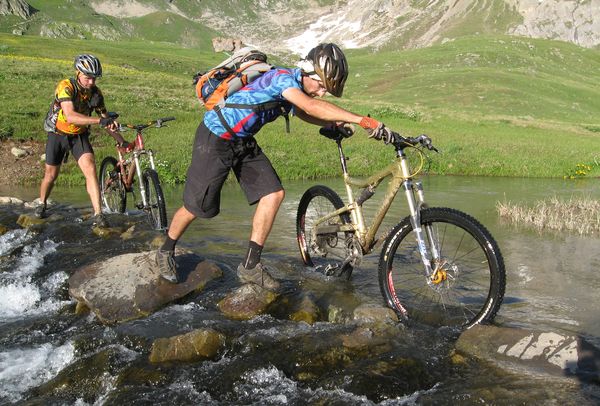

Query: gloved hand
359;116;395;144
99;116;115;128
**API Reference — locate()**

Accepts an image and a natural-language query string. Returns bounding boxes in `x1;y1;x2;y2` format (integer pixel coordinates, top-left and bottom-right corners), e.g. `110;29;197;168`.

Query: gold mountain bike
296;127;506;329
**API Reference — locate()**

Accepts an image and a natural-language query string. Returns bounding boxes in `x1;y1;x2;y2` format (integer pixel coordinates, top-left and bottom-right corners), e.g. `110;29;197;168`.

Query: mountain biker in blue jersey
156;43;394;286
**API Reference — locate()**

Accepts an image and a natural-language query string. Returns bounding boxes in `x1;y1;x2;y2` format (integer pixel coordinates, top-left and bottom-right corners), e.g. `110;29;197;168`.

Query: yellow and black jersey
54;78;107;135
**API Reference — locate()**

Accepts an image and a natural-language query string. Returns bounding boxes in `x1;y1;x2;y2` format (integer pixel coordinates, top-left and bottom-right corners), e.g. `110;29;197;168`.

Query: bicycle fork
402;179;442;283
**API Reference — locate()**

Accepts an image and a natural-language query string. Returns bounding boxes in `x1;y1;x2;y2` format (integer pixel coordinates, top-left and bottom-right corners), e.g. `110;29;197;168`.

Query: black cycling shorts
45;132;94;166
183;122;283;218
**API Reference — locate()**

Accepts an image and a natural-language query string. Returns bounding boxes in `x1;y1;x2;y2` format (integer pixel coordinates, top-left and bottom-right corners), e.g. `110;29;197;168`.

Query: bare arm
61;101;103;126
282;87;364;125
61;101;124;143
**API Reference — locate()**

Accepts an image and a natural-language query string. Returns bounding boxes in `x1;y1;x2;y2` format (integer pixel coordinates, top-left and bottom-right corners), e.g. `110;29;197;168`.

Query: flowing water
0;176;599;405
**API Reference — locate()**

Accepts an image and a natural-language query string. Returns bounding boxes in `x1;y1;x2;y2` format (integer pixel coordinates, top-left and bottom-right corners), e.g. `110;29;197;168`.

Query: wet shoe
155;249;178;283
91;213;109;228
237;262;280;290
34;203;47;219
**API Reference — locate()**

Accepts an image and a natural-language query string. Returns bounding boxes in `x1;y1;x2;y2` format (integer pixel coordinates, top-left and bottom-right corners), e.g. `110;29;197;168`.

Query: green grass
0;33;599;186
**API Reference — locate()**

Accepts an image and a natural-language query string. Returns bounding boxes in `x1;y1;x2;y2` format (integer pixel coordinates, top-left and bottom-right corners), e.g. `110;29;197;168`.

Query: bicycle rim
296;185;353;274
379;207;505;329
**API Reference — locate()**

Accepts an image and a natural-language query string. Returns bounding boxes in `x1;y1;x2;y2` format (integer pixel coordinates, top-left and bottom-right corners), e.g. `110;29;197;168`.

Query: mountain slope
0;0;598;54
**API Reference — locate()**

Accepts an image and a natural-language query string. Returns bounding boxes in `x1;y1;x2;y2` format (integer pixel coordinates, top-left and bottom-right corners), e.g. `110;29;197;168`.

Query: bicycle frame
115;128;158;208
311;138;439;277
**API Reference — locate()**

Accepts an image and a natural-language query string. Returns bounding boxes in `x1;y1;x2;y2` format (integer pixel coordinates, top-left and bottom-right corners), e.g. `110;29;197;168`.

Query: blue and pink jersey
204;67;303;139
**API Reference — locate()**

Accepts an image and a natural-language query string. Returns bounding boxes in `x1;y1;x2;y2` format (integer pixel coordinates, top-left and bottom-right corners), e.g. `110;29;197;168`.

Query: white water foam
0;342;75;403
0;229;31;257
0;239;71;321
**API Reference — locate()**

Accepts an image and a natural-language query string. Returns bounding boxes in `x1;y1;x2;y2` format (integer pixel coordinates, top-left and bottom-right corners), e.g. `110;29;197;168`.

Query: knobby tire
378;207;505;330
99;156;126;214
142;168;167;230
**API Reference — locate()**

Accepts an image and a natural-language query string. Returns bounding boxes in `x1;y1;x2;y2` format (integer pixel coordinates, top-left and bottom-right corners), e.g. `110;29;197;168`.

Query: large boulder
69;250;223;324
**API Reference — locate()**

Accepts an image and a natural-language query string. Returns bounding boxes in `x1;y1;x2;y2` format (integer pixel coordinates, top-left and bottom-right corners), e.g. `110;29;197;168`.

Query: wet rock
352;303;399;324
327;305;349;324
120;225;135;240
69;251;223;324
0;196;24;205
91;225;122;238
0;224;9;235
31;346;128;403
290;294;321;324
217;283;279;320
457;325;600;381
16;213;45;227
341;327;392;354
149;328;226;363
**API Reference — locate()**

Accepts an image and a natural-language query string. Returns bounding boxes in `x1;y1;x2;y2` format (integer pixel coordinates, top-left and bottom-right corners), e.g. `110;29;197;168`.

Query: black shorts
183;123;283;218
45;132;94;166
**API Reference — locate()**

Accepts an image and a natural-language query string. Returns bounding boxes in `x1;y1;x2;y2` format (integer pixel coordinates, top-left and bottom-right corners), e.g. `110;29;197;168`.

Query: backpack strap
218;101;290;138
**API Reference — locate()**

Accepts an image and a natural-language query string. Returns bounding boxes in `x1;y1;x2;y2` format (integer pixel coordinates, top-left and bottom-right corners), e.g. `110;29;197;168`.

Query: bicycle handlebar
391;132;438;152
319;125;438;152
117;116;176;132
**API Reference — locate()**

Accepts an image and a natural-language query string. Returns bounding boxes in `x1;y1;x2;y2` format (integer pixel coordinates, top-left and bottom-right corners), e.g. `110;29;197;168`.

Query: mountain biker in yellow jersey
156;43;393;285
35;54;130;227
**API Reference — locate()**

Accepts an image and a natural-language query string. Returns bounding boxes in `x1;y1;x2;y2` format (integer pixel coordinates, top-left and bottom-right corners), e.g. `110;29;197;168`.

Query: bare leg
77;153;102;215
249;189;285;245
167;206;197;240
39;164;61;204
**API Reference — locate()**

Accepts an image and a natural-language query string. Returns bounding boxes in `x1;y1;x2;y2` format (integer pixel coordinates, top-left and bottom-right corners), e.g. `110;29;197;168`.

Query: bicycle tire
99;156;126;213
142;168;168;230
296;185;354;274
378;207;505;330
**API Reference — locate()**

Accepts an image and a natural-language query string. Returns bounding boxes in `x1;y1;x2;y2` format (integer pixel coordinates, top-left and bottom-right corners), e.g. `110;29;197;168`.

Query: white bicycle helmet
298;43;348;97
74;54;103;78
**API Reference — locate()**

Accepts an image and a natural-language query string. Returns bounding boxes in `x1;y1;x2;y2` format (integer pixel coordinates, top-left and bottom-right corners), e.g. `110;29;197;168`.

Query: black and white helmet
298;43;348;97
74;54;102;78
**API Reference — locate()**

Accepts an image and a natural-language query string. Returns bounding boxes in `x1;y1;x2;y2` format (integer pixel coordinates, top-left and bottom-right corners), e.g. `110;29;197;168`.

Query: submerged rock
352;303;399;325
217;283;279;320
290;294;321;324
149;328;226;363
16;213;45;228
457;325;600;382
69;250;223;324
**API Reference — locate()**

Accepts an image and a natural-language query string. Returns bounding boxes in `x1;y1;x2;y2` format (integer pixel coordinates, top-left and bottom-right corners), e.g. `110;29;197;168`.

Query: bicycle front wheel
142;168;167;230
99;156;126;213
378;207;505;329
296;185;354;274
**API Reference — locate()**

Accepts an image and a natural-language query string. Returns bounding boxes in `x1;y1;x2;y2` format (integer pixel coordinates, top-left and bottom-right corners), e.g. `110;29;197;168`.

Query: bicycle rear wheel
296;185;354;276
99;156;126;213
378;207;505;329
142;168;167;230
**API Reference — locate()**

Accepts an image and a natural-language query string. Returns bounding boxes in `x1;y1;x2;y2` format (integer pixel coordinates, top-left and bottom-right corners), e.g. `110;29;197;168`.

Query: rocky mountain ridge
1;0;599;53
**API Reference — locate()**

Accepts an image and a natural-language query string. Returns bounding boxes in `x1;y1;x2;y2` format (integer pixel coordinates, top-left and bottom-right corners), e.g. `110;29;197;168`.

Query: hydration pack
43;77;78;133
192;47;290;137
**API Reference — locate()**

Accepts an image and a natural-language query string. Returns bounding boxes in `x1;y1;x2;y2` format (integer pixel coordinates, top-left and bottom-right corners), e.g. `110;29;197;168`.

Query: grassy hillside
0;33;599;186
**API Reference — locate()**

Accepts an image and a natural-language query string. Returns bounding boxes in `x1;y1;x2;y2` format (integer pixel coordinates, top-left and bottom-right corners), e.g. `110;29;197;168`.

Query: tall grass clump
497;196;600;235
